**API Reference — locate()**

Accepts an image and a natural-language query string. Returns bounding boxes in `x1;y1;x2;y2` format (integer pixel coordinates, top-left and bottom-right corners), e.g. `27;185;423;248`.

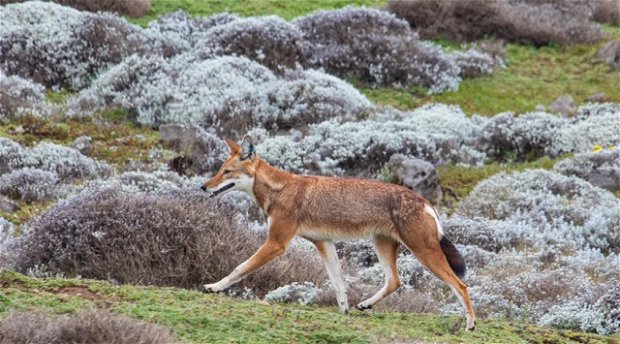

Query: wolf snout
200;185;207;192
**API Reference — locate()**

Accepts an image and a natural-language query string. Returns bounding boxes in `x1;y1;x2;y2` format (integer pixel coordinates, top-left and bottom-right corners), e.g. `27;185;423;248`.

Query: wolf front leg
309;239;349;313
203;218;297;293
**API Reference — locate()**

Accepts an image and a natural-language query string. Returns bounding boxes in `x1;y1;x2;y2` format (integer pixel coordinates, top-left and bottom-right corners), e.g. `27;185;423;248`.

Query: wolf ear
240;135;255;161
225;138;240;154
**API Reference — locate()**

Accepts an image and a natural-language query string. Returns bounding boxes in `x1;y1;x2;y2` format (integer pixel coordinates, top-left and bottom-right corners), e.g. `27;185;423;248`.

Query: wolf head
201;136;258;198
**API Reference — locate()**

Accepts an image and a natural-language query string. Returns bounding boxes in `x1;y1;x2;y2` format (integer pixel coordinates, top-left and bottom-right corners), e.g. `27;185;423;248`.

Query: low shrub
196;16;307;73
53;0;151;18
0;168;60;202
6;189;325;295
386;0;604;45
0;310;175;344
0;138;111;182
0;216;14;244
295;6;462;92
0;69;53;121
459;169;619;250
141;11;239;57
20;142;113;181
478;103;620;159
258;103;486;176
69;55;372;133
0;1;144;89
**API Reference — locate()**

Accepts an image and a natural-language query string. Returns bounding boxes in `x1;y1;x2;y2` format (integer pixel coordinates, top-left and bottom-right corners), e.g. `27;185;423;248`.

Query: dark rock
550;95;576;116
597;39;620;70
386;154;442;204
70;135;93;155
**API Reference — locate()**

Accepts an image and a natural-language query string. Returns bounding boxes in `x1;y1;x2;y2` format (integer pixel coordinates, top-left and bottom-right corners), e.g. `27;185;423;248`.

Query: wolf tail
440;236;466;279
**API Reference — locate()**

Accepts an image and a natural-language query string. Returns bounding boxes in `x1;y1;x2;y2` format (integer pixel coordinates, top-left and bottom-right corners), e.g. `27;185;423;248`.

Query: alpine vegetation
0;1;144;89
0;69;54;121
386;0;605;45
69;55;372;132
0;310;176;344
258;103;486;176
195;16;307;73
4;189;325;295
0;138;112;188
478;103;620;159
294;7;462;92
0;168;60;202
459;169;620;250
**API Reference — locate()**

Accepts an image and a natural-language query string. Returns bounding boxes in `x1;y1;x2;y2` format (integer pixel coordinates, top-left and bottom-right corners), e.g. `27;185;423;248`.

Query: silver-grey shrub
0;1;143;89
294;6;461;92
0;138;112;182
258;103;486;176
20;142;112;181
0;216;14;244
459;169;619;250
0;138;26;174
0;69;53;121
0;168;60;202
479;103;620;159
195;16;307;73
142;11;239;57
69;55;372;133
550;103;620;156
554;149;619;192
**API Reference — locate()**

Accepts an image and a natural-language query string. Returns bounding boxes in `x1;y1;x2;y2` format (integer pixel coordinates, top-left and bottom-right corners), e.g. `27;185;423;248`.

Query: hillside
0;0;619;343
1;271;617;344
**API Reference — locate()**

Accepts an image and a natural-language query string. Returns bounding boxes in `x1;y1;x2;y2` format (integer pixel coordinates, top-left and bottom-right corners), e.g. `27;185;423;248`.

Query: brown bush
0;310;175;344
590;0;620;24
386;0;604;45
0;0;150;17
5;189;325;296
57;0;151;18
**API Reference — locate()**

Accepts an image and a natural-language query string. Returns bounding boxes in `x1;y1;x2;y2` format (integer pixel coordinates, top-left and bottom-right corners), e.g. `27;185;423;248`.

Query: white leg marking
424;204;444;238
318;241;349;313
449;285;476;330
203;260;251;292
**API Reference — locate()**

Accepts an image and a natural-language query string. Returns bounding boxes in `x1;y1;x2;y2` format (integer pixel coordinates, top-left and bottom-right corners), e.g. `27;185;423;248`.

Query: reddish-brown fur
202;137;476;331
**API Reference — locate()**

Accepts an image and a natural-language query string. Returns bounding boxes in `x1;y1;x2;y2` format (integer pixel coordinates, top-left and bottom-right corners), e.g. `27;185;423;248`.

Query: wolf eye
223;169;232;174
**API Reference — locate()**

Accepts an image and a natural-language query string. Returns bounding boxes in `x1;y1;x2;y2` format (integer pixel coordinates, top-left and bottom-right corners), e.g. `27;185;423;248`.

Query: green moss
130;0;386;27
0;271;614;344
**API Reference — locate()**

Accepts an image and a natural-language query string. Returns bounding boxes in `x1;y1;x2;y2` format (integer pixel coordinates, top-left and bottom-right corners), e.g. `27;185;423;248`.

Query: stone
70;135;93;155
159;124;227;175
554;150;620;193
587;92;606;102
597;39;620;70
386;154;442;204
550;95;577;116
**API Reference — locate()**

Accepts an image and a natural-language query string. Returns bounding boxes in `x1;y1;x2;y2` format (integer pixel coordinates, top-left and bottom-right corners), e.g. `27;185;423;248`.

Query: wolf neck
252;159;294;213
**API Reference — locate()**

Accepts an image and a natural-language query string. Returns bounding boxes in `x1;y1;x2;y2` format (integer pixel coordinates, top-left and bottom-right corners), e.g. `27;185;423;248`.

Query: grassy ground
132;0;385;26
361;33;620;115
1;270;616;344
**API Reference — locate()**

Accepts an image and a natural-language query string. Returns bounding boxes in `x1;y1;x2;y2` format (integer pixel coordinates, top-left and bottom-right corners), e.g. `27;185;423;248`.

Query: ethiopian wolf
201;136;476;331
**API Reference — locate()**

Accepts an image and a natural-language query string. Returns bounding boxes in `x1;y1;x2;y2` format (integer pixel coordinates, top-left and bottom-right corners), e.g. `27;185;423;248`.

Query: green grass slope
1;270;617;344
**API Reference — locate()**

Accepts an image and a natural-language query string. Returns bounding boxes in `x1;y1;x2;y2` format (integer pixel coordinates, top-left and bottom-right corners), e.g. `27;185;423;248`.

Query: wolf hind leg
357;235;401;311
398;217;476;331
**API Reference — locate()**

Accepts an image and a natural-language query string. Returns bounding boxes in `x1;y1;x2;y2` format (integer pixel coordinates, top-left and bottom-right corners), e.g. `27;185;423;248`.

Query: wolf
201;136;476;331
